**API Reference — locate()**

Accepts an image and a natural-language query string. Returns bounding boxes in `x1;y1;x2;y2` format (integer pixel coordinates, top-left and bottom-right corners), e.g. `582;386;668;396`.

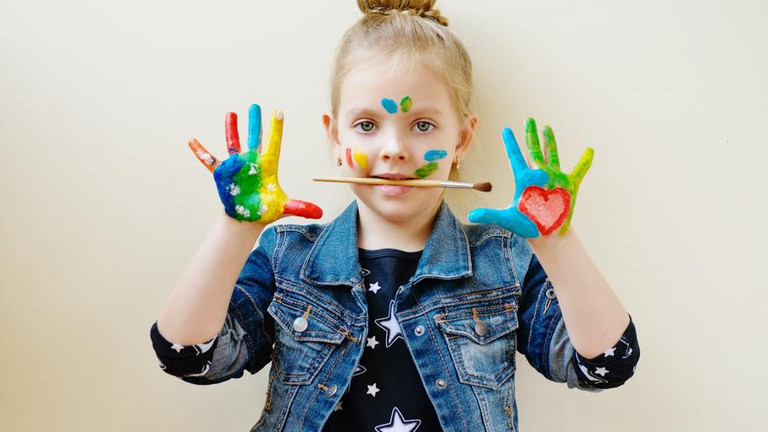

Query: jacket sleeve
515;244;640;392
150;225;279;385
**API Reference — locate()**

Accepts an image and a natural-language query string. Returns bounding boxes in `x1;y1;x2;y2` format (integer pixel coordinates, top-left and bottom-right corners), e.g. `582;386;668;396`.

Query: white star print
334;400;343;411
171;343;184;353
375;407;421;432
227;183;240;196
367;336;380;349
235;205;250;217
375;301;403;347
366;383;380;397
603;347;616;357
368;281;382;294
594;367;609;376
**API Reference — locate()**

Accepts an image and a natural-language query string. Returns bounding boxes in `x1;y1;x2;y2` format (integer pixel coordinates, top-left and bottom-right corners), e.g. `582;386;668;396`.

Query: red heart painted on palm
518;186;571;235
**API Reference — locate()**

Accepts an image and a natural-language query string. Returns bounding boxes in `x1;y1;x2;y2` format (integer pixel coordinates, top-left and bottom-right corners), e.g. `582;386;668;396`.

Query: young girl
151;1;640;431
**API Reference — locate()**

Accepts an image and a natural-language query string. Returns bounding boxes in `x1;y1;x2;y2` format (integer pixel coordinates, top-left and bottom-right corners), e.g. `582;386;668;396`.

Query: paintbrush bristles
473;182;492;192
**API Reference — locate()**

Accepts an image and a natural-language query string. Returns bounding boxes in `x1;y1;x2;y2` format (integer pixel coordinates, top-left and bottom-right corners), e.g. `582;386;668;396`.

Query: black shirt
323;248;443;431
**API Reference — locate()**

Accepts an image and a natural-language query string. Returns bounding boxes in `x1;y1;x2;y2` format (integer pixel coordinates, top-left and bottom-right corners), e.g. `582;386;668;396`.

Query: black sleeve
571;315;640;389
150;321;219;378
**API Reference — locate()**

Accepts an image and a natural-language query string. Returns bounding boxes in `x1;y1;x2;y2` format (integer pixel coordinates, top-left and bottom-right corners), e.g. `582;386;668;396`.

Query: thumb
467;207;505;225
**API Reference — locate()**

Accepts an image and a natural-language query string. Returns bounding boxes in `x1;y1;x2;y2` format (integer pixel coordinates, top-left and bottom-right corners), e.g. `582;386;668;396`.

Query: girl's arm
156;214;264;345
529;229;630;359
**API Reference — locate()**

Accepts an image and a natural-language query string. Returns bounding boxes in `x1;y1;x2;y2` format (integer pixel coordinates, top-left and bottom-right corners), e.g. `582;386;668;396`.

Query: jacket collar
301;200;472;287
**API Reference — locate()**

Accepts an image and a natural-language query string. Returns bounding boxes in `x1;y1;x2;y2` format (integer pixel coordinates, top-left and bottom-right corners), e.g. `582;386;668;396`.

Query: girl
151;1;640;431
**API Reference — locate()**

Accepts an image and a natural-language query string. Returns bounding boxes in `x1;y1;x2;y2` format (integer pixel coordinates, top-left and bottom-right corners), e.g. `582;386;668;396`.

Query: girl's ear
455;113;479;160
323;112;341;153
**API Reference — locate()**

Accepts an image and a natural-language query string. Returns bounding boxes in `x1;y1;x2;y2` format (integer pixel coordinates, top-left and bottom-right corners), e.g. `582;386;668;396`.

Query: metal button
292;317;308;332
546;288;556;300
435;379;447;389
414;325;425;336
474;321;488;337
325;384;338;397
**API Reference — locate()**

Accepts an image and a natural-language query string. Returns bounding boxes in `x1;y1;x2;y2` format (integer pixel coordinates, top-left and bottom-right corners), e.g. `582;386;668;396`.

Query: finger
225;112;241;155
543;125;561;170
525;118;546;168
501;127;528;174
467;207;505;225
571;147;595;183
188;139;220;172
262;110;284;165
283;199;323;219
247;104;263;152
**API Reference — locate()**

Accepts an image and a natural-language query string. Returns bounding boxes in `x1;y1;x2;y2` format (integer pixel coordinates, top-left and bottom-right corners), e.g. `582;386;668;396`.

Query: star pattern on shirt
375;407;422;432
375;300;403;347
367;383;380;397
594;367;609;377
368;281;382;294
367;336;380;349
604;347;616;357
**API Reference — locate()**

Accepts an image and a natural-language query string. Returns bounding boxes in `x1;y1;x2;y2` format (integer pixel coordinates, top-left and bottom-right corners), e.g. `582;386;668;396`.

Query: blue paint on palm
424;150;448;161
381;98;398;114
213;155;245;219
467;127;549;238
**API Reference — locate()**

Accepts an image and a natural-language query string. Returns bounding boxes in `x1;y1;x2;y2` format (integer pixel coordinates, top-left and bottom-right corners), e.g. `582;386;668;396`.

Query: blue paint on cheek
214;155;245;219
424;150;448;162
381;98;398;114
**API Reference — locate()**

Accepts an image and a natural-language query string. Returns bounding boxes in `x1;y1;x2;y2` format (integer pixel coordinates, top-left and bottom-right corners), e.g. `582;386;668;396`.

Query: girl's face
325;57;476;224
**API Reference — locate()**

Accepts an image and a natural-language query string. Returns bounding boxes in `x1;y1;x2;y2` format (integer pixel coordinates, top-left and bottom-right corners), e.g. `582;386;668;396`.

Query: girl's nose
381;139;409;162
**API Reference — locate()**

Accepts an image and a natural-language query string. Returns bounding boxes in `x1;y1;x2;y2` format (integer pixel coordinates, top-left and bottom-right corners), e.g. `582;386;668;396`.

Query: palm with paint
468;118;593;238
188;104;322;223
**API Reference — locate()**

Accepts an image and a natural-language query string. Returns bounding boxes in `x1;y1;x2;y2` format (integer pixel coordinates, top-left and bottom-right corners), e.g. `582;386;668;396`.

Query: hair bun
357;0;449;26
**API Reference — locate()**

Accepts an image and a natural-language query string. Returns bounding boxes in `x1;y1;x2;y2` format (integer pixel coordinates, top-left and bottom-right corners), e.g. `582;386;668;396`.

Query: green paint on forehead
400;96;413;113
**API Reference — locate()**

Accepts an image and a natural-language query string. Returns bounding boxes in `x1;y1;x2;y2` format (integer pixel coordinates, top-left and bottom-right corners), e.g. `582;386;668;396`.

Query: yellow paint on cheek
352;147;369;169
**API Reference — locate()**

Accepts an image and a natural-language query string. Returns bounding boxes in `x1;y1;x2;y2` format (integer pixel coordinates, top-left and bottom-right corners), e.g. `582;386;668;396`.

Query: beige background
2;0;766;430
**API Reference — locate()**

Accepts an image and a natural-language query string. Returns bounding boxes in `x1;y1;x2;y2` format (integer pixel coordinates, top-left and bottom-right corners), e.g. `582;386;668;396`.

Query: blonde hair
330;0;473;121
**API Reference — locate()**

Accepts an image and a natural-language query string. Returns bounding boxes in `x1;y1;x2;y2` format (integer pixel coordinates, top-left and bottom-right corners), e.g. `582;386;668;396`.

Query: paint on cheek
352;147;369;169
423;150;447;162
345;147;354;168
414;162;439;178
400;96;413;113
381;98;398;114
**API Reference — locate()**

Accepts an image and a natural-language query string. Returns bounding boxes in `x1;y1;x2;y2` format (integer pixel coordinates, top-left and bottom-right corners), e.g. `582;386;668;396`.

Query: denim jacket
179;201;626;431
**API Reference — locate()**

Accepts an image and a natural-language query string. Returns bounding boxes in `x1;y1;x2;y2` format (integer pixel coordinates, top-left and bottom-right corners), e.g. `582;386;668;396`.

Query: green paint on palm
525;118;594;235
414;162;438;178
232;152;264;220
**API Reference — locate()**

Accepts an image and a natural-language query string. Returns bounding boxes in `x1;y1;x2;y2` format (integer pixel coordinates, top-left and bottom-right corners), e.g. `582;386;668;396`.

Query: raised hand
188;104;323;223
468;118;593;238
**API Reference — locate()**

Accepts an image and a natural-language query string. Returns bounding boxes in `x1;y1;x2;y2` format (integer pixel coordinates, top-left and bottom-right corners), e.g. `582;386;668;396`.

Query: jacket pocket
436;300;519;390
267;292;346;385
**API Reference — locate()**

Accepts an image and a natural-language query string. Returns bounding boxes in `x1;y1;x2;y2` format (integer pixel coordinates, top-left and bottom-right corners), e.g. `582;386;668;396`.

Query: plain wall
1;0;766;430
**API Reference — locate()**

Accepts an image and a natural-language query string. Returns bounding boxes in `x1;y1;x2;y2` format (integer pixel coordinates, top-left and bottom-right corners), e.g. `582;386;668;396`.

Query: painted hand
468;119;593;238
188;104;323;223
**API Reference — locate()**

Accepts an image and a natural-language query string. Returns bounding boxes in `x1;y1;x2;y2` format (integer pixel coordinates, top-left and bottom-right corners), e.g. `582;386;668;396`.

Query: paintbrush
313;177;493;192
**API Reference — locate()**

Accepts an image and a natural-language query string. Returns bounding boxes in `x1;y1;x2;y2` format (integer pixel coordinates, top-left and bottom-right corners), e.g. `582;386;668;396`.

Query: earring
453;158;461;170
336;156;342;167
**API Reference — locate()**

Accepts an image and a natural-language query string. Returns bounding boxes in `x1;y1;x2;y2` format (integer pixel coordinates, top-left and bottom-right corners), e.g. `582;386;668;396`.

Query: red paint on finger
284;200;323;219
225;112;241;154
518;186;571;235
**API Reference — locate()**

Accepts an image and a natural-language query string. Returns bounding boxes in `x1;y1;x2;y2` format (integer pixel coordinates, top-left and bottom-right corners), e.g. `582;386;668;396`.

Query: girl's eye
414;121;435;133
354;121;376;133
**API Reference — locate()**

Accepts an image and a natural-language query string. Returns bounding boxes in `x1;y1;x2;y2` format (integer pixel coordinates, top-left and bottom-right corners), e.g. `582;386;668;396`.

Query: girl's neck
355;199;441;252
